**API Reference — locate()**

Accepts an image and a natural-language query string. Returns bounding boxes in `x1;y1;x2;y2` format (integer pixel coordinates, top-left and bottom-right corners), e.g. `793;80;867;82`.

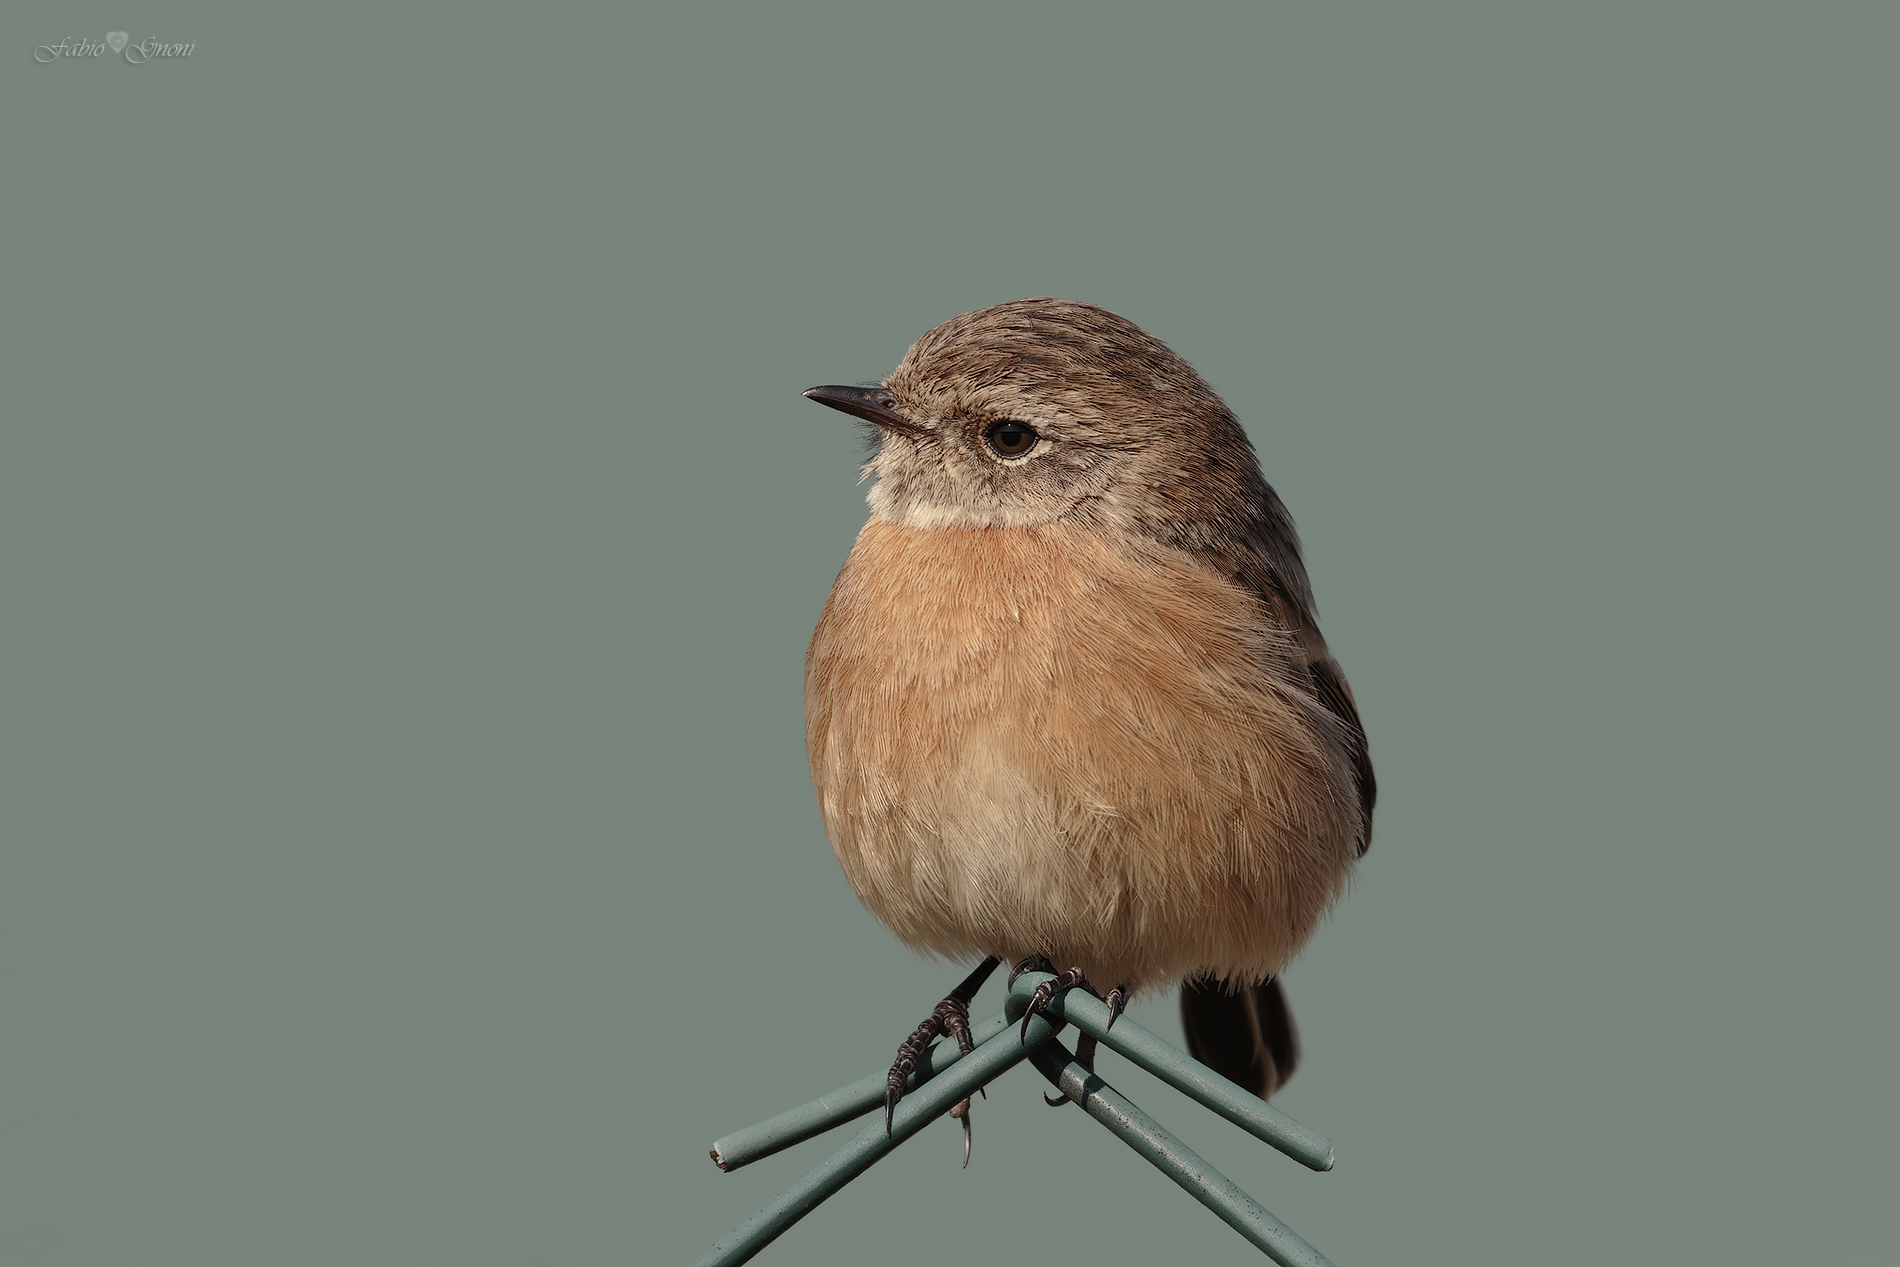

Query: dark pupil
989;423;1035;456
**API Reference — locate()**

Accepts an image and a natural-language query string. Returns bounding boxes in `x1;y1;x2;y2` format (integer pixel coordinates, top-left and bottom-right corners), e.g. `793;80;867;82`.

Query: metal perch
696;971;1339;1266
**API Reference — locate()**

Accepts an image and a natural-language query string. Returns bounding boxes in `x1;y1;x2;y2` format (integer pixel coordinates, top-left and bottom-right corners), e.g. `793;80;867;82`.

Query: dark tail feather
1178;976;1301;1100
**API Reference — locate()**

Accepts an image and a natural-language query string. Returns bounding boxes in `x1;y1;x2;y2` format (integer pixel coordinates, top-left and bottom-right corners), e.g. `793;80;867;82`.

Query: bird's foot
883;957;1000;1167
1010;956;1074;1101
1010;957;1129;1041
1010;955;1079;1038
1008;961;1131;1106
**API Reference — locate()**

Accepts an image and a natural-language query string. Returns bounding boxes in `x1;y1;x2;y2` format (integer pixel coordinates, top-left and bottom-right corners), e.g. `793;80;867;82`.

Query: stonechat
802;299;1373;1160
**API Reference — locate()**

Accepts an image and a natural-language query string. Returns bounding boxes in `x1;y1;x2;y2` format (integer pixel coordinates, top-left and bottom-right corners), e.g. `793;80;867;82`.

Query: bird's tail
1178;976;1301;1100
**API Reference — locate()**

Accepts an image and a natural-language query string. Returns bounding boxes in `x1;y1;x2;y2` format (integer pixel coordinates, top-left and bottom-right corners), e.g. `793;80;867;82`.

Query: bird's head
804;298;1269;542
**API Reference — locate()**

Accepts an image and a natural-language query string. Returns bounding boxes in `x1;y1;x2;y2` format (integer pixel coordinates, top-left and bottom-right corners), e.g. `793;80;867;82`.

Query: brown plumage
803;298;1373;1102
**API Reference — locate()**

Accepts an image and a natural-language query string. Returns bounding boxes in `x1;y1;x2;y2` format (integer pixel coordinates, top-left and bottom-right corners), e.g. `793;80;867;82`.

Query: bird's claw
879;957;999;1160
883;993;974;1135
949;1096;973;1167
1018;963;1087;1041
1007;954;1052;990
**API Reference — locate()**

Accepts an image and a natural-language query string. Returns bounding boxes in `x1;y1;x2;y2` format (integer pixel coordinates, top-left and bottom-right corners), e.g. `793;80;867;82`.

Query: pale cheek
865;450;1059;530
867;483;1044;531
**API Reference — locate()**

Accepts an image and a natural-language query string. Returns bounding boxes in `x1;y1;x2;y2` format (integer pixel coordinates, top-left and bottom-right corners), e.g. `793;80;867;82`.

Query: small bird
801;299;1374;1161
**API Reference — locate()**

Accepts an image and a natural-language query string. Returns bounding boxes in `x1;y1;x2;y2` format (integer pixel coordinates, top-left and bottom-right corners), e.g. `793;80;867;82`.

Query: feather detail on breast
804;516;1362;994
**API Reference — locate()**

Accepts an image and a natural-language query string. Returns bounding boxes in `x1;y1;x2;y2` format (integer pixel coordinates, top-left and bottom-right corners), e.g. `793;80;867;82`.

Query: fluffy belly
805;517;1359;994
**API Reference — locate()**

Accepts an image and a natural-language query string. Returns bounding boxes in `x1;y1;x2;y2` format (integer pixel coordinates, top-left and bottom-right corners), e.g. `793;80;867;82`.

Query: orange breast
804;516;1360;992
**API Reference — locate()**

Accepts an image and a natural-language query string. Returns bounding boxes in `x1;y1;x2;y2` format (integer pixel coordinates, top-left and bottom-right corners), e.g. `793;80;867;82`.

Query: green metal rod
692;1012;1062;1267
710;1011;1012;1173
1007;974;1335;1172
1031;1036;1336;1267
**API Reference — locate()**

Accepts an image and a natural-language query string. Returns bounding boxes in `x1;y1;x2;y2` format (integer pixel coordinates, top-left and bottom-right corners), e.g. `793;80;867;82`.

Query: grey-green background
4;4;1894;1265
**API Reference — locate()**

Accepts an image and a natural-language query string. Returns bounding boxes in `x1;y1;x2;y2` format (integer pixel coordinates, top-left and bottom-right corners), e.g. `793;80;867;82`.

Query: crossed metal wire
696;971;1339;1266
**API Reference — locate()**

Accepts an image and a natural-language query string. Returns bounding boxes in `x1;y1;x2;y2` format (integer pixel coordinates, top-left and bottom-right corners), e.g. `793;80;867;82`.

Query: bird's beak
802;385;926;437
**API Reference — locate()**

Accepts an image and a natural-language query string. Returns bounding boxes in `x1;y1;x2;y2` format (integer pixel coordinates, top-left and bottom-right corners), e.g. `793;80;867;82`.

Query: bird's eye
984;421;1039;459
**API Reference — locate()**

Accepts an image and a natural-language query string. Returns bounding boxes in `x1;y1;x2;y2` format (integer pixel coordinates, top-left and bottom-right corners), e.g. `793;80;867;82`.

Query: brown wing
1171;477;1376;856
1306;650;1375;856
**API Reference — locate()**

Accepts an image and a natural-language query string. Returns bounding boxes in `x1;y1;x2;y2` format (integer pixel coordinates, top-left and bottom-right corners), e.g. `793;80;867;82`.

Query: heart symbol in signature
106;31;129;53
